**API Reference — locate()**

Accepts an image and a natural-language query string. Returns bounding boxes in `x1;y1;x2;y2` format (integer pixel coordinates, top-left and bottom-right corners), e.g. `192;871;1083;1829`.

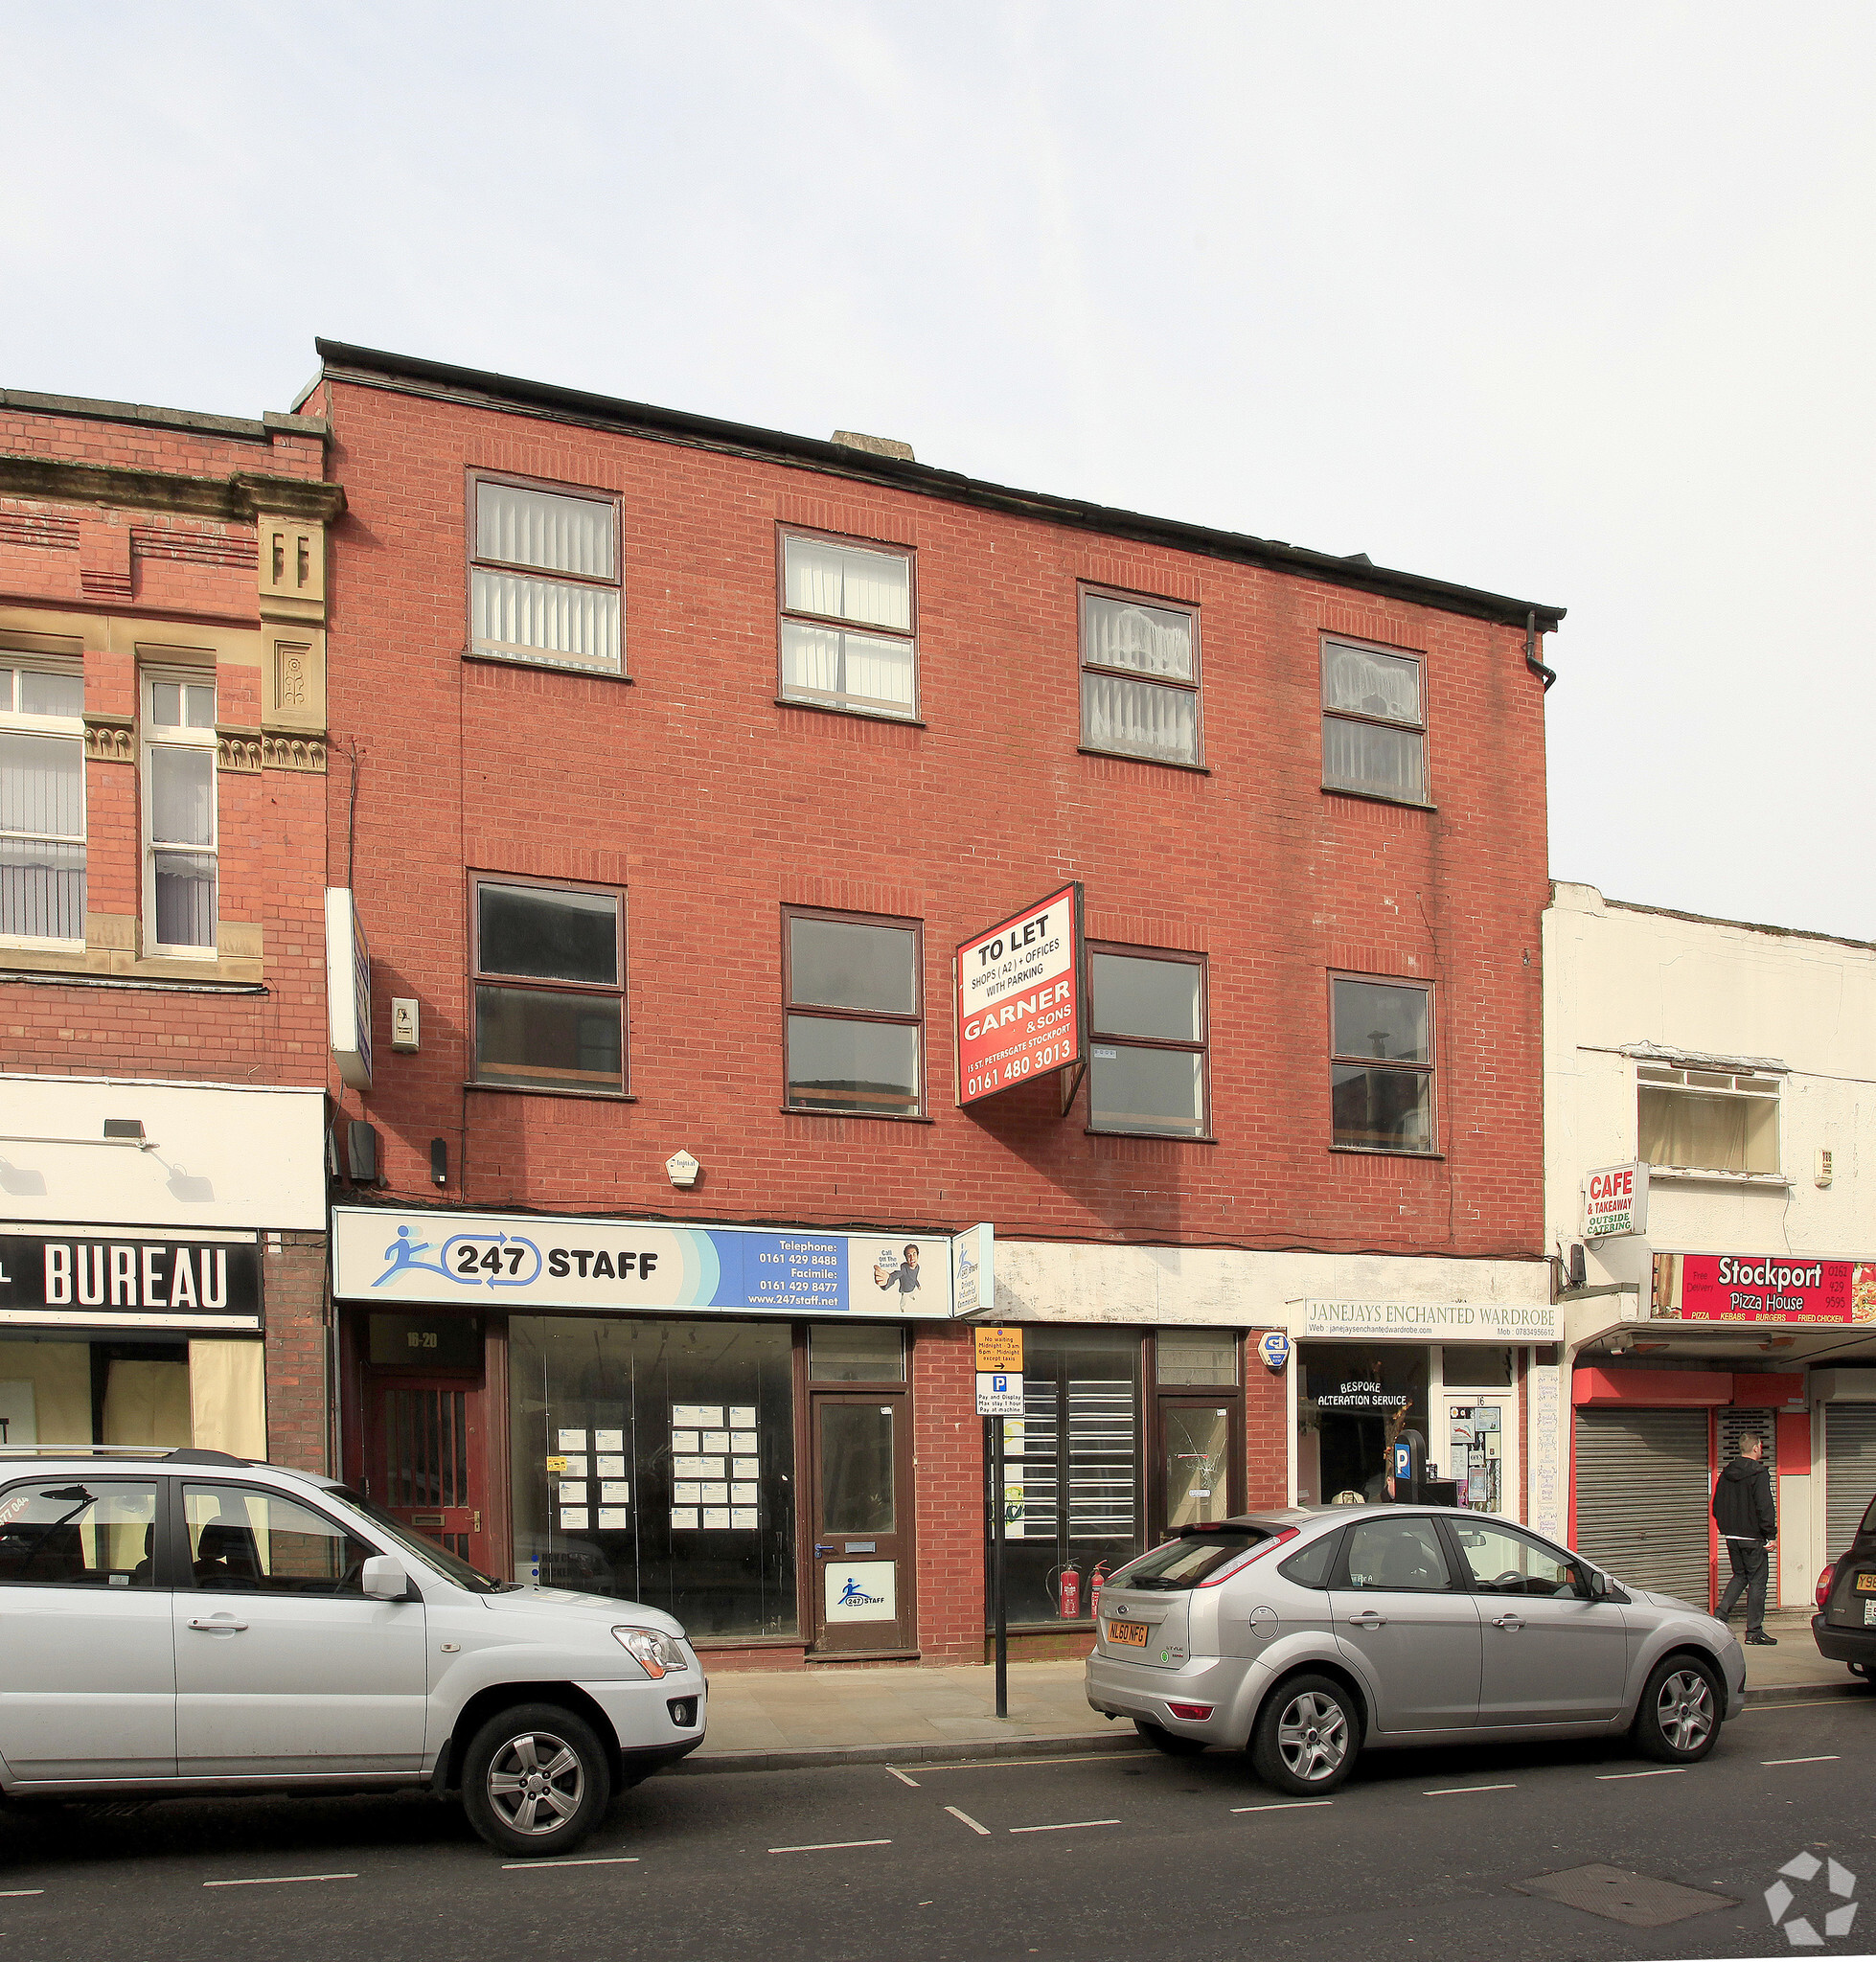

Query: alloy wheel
1656;1670;1714;1752
486;1729;584;1835
1276;1690;1348;1781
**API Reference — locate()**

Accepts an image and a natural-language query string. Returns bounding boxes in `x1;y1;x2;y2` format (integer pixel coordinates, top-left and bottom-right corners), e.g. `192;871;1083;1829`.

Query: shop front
332;1205;980;1661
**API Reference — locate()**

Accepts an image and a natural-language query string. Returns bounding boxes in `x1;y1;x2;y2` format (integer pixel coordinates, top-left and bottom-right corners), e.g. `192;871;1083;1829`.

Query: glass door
1158;1400;1233;1533
810;1392;914;1653
1443;1396;1509;1513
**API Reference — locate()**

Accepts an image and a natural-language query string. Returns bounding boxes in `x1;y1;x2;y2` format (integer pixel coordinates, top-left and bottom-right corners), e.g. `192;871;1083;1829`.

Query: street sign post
974;1327;1023;1717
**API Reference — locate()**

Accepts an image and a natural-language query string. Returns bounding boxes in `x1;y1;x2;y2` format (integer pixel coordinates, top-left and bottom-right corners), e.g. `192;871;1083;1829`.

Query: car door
172;1479;427;1778
0;1473;175;1783
1328;1512;1482;1734
1440;1517;1630;1725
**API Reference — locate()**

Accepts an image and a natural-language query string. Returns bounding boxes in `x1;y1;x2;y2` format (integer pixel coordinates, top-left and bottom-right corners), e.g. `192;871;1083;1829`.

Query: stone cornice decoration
81;711;135;763
262;733;326;773
0;454;346;527
217;725;264;773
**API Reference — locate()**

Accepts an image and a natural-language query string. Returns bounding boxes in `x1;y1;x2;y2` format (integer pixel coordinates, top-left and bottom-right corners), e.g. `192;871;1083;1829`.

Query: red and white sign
1581;1161;1648;1240
1652;1251;1876;1325
954;883;1083;1105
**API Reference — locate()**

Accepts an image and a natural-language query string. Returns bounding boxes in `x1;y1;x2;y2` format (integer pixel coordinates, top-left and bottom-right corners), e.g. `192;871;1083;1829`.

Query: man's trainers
1745;1631;1778;1645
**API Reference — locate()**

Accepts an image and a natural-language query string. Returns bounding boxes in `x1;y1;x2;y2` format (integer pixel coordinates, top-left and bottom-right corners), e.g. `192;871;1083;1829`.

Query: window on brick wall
1087;946;1208;1136
141;670;217;956
1331;973;1435;1152
470;477;622;674
472;878;626;1095
1322;637;1428;803
778;531;917;719
783;907;923;1116
0;656;85;946
1080;588;1201;767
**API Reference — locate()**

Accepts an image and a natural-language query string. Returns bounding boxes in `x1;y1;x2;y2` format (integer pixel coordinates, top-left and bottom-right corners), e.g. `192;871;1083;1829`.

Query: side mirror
1582;1566;1611;1600
362;1554;414;1601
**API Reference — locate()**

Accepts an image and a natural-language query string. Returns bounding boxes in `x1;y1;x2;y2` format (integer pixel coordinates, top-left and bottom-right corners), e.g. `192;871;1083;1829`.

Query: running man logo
838;1577;884;1607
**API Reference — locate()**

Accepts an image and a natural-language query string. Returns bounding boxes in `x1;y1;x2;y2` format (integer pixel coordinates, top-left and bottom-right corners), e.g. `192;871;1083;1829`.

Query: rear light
1195;1526;1299;1587
1166;1702;1214;1721
1817;1563;1837;1610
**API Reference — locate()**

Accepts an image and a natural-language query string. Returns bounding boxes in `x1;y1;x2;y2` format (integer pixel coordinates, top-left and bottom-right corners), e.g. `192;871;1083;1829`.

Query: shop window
1637;1064;1780;1175
473;878;625;1094
1322;637;1427;803
1442;1345;1512;1389
0;656;85;946
182;1484;377;1594
779;531;916;719
1088;947;1207;1136
995;1328;1142;1626
470;477;621;673
1296;1342;1429;1506
1080;588;1201;767
783;907;923;1117
141;670;217;955
809;1323;906;1383
1331;973;1434;1152
508;1316;797;1637
0;1478;159;1586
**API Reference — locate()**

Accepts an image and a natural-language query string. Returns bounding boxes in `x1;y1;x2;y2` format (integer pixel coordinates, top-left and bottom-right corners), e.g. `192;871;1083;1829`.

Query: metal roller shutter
1718;1408;1779;1605
1825;1404;1876;1560
1574;1406;1712;1607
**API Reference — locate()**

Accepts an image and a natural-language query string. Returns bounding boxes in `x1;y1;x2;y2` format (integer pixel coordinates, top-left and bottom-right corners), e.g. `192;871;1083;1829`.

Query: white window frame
0;655;87;951
1636;1062;1783;1179
777;528;919;721
140;667;218;960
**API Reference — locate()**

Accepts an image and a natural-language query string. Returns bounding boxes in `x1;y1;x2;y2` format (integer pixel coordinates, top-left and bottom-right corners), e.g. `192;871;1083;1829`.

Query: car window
0;1479;160;1588
1449;1520;1580;1597
1110;1527;1276;1590
1277;1530;1340;1589
183;1483;377;1596
1342;1517;1451;1592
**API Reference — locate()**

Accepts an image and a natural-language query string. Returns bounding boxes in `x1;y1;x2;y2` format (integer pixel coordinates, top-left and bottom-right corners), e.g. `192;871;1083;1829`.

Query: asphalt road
1;1692;1871;1962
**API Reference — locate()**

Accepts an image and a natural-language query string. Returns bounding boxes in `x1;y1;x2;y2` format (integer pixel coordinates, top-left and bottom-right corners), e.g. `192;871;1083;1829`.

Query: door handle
1492;1613;1524;1631
188;1616;247;1633
1345;1611;1387;1627
813;1543;835;1557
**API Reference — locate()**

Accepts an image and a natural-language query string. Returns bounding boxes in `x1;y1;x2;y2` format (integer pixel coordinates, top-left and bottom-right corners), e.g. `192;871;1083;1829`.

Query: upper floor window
0;657;84;946
473;878;625;1094
142;671;217;955
470;478;621;674
1088;946;1208;1136
1331;974;1433;1152
778;532;916;719
1080;590;1201;767
1637;1063;1779;1175
1322;638;1427;804
783;907;922;1117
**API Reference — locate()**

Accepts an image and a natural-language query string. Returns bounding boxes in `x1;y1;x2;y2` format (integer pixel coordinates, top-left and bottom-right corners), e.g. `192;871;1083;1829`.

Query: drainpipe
1525;609;1557;691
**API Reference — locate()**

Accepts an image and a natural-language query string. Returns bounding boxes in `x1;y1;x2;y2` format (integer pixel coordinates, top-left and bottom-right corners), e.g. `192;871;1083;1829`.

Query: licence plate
1856;1572;1876;1593
1106;1618;1149;1649
1865;1601;1876;1628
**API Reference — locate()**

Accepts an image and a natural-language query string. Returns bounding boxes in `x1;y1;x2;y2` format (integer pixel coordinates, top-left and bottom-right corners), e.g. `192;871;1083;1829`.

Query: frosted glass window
1081;591;1200;765
471;480;622;674
779;534;916;719
1322;639;1427;802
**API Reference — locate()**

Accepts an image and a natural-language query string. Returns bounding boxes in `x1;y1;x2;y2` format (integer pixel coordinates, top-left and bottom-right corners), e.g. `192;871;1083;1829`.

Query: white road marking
1231;1800;1335;1814
1424;1784;1517;1796
920;1751;1152;1771
1761;1756;1841;1766
1008;1819;1121;1834
1737;1700;1850;1713
885;1766;922;1788
1596;1768;1687;1780
768;1839;892;1855
0;1890;44;1898
202;1873;358;1888
945;1806;992;1836
501;1856;641;1870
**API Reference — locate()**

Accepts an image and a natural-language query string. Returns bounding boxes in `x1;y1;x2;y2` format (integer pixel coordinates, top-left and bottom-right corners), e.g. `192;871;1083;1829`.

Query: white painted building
1544;881;1876;1609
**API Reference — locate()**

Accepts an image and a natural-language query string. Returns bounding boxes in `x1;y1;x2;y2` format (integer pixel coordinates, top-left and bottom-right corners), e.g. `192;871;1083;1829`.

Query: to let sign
955;884;1083;1105
1582;1161;1648;1240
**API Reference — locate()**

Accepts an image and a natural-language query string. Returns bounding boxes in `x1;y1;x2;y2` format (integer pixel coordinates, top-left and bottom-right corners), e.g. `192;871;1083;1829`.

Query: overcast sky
4;4;1870;938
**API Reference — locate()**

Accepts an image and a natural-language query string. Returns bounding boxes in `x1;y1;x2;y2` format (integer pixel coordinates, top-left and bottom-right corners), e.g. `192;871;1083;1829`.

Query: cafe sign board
954;883;1084;1105
1652;1251;1876;1325
1581;1161;1648;1241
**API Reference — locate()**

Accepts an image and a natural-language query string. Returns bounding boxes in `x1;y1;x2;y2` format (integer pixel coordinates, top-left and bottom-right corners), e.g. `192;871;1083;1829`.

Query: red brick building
0;388;340;1471
308;340;1564;1667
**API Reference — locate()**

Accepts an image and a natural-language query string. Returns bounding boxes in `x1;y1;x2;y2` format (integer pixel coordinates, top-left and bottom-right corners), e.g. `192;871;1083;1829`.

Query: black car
1814;1488;1876;1680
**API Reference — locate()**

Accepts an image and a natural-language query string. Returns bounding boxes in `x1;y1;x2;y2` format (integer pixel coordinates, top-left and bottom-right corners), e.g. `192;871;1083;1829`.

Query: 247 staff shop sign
1652;1251;1876;1325
955;883;1084;1104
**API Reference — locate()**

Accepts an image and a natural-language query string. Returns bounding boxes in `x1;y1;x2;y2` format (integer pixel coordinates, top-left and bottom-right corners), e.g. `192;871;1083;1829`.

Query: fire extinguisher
1058;1563;1082;1619
1088;1560;1111;1622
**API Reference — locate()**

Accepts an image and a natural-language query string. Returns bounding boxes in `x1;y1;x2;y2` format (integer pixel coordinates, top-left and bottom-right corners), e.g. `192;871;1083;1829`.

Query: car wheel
1631;1655;1722;1765
462;1702;612;1858
1134;1719;1207;1757
1249;1676;1359;1795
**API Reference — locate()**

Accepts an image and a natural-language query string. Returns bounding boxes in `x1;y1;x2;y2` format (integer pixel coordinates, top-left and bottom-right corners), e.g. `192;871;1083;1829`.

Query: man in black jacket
1713;1432;1778;1644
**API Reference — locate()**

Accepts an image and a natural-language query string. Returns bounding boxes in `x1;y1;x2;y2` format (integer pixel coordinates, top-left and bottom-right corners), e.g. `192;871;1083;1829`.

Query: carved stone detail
82;713;135;764
217;727;264;774
262;734;327;773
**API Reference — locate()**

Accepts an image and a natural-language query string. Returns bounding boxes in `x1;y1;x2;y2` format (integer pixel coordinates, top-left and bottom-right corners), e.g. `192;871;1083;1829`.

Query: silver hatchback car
1086;1506;1745;1793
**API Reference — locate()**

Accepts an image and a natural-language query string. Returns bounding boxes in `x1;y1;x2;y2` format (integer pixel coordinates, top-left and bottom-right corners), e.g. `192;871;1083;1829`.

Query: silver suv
0;1449;707;1856
1087;1506;1744;1791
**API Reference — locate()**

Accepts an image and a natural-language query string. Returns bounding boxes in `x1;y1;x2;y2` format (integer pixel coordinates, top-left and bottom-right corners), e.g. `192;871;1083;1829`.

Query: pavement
688;1607;1858;1770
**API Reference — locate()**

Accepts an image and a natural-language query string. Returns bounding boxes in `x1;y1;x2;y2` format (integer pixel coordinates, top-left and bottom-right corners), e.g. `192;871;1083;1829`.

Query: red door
363;1374;492;1571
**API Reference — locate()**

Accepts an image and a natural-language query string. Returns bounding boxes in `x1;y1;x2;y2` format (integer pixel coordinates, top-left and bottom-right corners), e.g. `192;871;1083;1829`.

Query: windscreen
1110;1527;1270;1590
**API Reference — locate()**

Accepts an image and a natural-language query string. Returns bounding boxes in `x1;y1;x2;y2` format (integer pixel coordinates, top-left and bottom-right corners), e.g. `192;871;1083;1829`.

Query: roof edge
312;339;1567;635
0;388;329;446
1557;880;1876;953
